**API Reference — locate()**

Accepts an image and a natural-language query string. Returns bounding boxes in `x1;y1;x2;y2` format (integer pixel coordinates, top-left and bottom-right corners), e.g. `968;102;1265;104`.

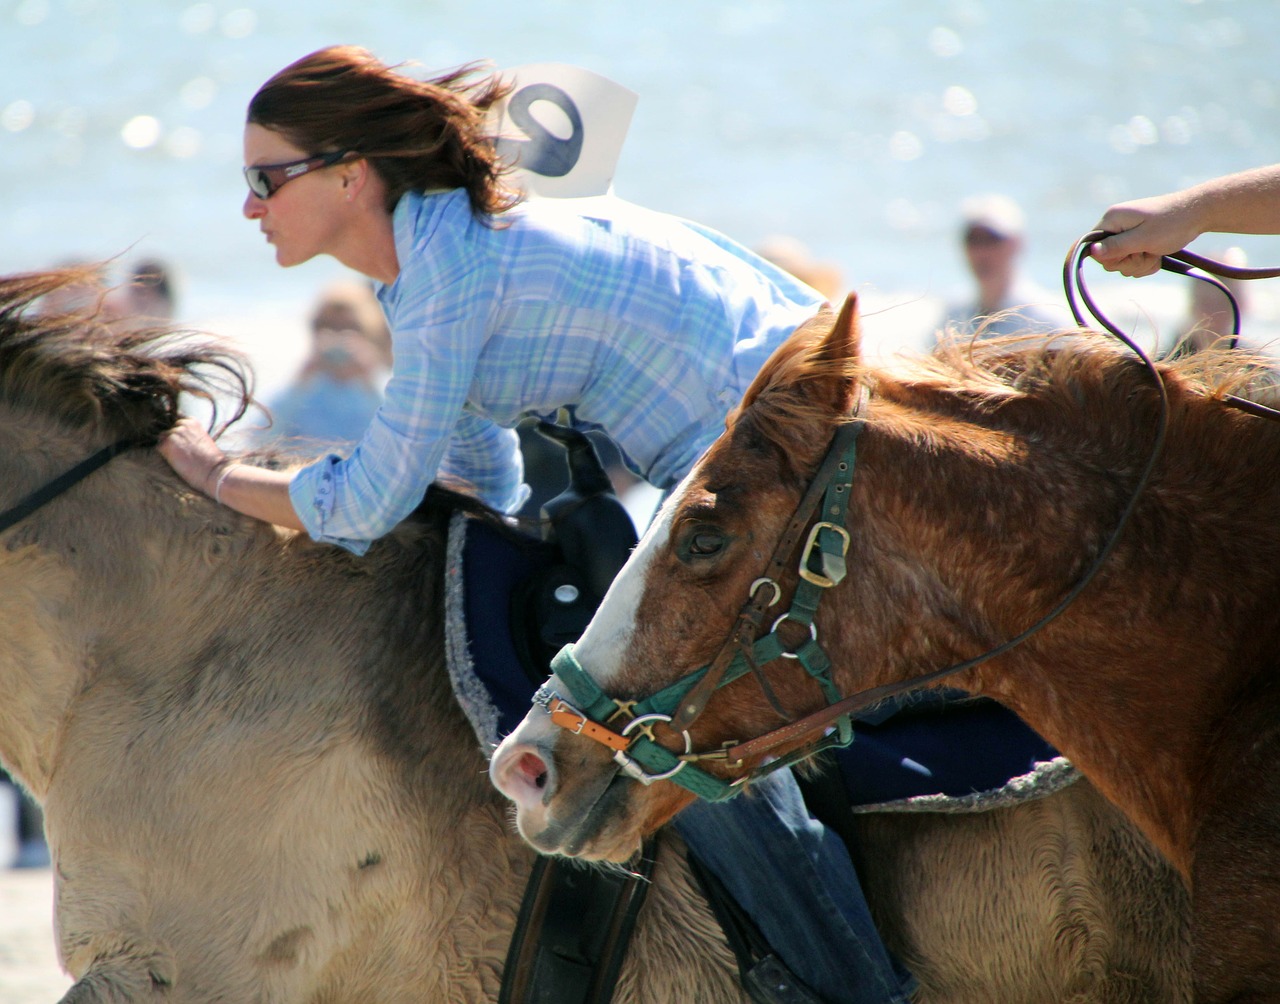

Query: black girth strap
500;840;657;1004
0;438;139;535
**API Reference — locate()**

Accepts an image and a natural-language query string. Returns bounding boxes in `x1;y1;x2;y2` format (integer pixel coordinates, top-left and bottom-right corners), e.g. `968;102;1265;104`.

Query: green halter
534;420;863;802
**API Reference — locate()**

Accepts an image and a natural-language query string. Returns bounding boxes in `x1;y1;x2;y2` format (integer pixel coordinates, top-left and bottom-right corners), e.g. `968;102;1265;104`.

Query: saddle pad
833;694;1078;813
445;512;558;752
445;512;1078;810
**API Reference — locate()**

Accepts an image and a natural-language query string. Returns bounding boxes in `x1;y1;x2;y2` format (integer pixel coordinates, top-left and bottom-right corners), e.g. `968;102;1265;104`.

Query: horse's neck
0;492;243;793
0;541;90;794
846;401;1280;870
0;465;314;790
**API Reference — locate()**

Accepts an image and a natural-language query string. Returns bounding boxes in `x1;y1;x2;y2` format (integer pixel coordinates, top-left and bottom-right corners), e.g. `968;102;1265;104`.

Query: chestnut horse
492;294;1280;1002
0;270;1192;1002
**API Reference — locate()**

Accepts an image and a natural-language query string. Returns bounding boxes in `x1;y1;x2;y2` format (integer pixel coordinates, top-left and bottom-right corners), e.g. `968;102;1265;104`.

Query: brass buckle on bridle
798;521;851;588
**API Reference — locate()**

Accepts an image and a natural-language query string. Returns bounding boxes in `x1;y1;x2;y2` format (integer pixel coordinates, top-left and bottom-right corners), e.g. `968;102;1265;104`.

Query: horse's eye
685;528;725;557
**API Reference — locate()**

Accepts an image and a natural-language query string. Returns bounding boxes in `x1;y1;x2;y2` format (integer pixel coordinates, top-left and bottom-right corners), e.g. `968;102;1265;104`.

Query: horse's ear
827;293;862;365
818;292;862;415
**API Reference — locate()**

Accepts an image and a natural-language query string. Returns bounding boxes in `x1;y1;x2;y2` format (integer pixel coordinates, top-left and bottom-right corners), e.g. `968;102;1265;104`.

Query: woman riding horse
154;44;907;1004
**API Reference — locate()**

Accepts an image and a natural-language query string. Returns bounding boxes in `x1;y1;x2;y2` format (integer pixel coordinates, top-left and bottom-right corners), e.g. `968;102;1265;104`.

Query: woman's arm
158;417;304;530
1091;164;1280;277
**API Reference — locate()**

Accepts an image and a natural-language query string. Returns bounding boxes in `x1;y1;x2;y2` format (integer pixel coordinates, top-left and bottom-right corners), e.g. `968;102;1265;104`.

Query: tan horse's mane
0;268;252;445
0;268;519;553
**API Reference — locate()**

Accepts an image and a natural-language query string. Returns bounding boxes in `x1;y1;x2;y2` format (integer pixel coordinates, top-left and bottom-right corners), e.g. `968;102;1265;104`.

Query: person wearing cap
939;194;1070;341
1091;163;1280;277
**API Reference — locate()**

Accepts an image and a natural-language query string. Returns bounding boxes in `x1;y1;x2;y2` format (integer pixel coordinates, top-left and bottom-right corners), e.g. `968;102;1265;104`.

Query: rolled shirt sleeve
289;205;501;553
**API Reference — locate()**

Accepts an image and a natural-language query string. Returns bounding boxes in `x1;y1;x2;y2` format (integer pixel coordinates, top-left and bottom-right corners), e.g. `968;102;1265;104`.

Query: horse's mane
730;304;1278;462
900;330;1277;410
0;268;252;445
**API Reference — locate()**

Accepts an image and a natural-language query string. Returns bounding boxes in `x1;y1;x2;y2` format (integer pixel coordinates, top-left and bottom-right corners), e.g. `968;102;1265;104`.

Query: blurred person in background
263;279;392;449
938;193;1070;341
754;234;844;302
1168;247;1250;357
106;257;178;325
37;258;105;316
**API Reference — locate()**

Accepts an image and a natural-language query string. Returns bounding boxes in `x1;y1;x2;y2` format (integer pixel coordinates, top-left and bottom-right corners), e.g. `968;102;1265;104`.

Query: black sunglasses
243;150;354;199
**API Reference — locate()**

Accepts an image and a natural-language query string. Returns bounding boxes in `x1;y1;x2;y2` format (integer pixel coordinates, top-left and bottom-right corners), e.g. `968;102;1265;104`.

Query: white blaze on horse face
490;494;676;801
572;492;677;688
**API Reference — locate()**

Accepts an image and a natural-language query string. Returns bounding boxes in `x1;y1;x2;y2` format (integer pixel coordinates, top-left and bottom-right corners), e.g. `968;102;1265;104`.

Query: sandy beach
0;866;71;1003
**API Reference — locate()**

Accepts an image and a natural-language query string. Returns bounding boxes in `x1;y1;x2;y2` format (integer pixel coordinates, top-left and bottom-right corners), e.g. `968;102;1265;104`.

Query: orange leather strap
549;699;632;752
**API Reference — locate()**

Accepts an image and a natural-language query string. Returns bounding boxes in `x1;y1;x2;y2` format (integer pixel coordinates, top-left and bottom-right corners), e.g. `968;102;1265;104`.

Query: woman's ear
339;158;367;200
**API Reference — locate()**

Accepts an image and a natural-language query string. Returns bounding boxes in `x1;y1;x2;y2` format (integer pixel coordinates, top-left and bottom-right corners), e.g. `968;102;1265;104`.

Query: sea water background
4;0;1280;406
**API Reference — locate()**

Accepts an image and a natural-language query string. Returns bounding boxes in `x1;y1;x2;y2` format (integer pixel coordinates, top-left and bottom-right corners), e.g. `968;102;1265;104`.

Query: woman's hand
158;416;305;530
158;417;229;497
1089;165;1280;277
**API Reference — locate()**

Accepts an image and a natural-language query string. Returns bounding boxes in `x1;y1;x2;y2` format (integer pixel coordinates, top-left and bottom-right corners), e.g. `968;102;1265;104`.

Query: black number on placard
497;83;584;178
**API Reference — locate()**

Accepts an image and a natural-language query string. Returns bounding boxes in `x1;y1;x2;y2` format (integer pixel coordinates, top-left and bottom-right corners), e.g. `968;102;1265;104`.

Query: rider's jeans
674;768;916;1004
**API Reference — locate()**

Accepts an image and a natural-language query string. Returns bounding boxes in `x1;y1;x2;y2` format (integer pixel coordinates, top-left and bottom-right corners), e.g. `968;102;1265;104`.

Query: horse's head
491;295;869;861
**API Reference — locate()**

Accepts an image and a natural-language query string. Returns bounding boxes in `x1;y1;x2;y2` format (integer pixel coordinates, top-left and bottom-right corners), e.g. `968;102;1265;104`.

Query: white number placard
492;63;638;200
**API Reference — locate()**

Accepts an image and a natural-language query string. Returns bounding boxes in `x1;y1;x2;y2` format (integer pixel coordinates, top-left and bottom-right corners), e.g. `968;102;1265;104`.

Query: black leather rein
0;438;140;535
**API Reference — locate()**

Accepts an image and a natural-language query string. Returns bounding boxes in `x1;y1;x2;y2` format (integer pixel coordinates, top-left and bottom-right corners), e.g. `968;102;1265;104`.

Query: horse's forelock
0;268;253;444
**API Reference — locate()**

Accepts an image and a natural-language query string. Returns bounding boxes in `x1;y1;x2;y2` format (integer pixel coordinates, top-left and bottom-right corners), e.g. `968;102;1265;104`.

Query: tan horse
1;271;1188;1002
492;294;1280;1002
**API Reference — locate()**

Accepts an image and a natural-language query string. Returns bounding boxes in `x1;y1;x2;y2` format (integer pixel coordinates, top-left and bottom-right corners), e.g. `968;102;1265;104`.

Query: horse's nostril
518;752;548;790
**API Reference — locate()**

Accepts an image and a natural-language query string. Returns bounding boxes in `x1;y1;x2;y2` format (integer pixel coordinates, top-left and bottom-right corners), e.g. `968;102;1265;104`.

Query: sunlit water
3;0;1280;395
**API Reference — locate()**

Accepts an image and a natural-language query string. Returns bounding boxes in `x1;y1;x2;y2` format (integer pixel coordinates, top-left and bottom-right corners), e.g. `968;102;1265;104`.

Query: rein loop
1069;232;1280;423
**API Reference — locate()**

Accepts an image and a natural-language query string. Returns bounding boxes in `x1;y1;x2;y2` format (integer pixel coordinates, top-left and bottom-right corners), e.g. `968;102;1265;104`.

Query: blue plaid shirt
290;189;825;554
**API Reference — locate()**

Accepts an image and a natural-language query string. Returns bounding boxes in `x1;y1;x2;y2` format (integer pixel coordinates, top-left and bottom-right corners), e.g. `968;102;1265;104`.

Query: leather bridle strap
0;438;139;535
722;677;939;766
668;416;864;734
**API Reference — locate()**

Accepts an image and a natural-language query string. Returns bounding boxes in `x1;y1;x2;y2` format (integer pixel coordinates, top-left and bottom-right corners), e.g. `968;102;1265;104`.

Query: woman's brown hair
247;46;520;218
